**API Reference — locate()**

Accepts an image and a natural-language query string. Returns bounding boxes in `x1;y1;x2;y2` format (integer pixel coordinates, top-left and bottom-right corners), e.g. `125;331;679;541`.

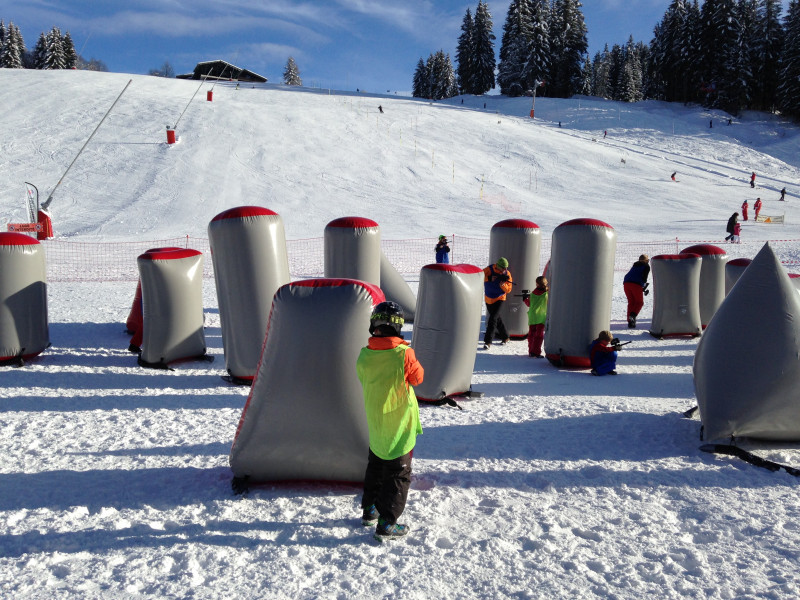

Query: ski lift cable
42;79;132;211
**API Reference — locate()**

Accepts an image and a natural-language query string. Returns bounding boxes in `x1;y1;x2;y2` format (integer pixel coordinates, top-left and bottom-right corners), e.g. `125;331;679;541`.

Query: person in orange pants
741;199;749;221
754;197;762;220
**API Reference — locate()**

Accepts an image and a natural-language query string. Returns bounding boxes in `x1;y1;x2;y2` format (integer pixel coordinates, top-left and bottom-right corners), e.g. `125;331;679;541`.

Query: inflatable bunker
725;258;752;295
126;247;182;344
489;219;541;339
136;248;208;368
545;219;616;367
0;232;49;366
324;216;416;321
230;279;381;484
680;244;727;329
694;243;800;441
209;207;291;382
649;254;702;338
411;264;484;402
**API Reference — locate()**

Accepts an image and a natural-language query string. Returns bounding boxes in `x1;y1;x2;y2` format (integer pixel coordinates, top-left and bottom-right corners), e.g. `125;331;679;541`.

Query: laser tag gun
611;338;632;351
514;289;531;301
643;282;650;296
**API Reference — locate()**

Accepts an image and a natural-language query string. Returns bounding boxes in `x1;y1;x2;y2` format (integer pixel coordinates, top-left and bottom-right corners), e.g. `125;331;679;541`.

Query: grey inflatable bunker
380;250;416;322
694;243;800;441
790;273;800;292
324;217;381;285
209;206;291;382
649;254;702;338
0;232;49;365
230;278;382;483
411;264;484;402
489;219;541;338
680;244;727;329
725;258;752;295
137;248;207;368
545;219;616;368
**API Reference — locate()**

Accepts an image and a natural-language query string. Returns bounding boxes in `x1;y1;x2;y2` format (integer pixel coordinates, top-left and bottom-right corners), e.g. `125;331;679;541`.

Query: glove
644;289;650;296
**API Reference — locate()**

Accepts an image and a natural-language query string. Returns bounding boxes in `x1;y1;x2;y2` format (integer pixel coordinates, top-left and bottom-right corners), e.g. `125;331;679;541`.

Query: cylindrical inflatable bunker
412;264;484;402
695;243;800;441
137;248;207;368
230;278;382;483
680;244;728;329
324;217;381;285
789;273;800;292
544;219;616;367
649;254;702;339
209;207;291;382
380;250;416;322
0;232;49;365
126;246;183;338
489;219;541;338
725;258;752;295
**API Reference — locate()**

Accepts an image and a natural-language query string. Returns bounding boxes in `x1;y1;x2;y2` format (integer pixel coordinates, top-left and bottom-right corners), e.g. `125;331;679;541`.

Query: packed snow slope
2;70;800;599
2;69;800;241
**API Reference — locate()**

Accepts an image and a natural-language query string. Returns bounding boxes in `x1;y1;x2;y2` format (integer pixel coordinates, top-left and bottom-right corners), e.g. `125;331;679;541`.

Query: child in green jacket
357;301;424;540
524;276;548;357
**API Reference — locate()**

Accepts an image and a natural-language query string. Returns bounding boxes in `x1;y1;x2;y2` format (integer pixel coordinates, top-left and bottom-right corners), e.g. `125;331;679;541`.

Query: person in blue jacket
590;330;619;376
434;235;450;264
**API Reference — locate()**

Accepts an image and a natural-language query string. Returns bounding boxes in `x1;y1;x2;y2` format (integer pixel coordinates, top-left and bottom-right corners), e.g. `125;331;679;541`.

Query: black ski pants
484;300;509;345
361;449;412;524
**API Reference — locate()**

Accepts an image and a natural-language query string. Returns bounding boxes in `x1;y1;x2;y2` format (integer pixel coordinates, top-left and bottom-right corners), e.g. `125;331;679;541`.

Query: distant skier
378;105;384;113
754;197;762;220
710;119;713;128
725;212;739;242
781;187;787;201
671;171;677;181
603;130;607;139
728;118;732;125
741;199;749;221
750;172;756;188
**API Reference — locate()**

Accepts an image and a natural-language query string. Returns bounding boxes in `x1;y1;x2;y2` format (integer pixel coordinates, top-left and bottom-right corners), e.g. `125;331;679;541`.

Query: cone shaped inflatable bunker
230;279;382;483
680;244;727;328
649;254;702;338
0;232;49;364
412;264;484;402
489;219;541;338
324;217;380;285
545;219;616;367
694;243;800;441
137;248;207;368
380;250;416;322
209;207;291;381
725;258;752;296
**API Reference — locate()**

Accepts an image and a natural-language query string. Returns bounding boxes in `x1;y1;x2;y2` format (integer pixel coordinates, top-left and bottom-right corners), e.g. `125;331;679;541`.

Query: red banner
7;222;43;233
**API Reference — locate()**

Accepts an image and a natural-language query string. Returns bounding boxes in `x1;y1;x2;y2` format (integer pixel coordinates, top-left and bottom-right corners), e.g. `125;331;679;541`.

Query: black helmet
369;301;404;336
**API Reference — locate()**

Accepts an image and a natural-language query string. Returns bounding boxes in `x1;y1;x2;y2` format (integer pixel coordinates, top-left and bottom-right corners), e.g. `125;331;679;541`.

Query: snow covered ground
2;70;800;598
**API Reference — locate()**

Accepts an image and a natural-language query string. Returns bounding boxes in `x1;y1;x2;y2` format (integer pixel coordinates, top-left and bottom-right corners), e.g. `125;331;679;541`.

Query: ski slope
1;69;800;599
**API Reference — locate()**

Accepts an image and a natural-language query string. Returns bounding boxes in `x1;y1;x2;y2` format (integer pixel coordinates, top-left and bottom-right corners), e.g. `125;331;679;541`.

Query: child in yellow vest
524;276;548;357
357;301;424;540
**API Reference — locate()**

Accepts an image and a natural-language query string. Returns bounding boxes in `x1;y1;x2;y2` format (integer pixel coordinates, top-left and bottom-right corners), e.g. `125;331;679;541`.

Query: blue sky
0;1;791;93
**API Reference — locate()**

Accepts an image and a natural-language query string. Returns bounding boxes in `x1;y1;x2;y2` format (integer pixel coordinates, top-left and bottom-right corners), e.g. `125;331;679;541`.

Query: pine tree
412;58;429;98
456;8;475;94
549;0;588;98
497;0;533;96
699;0;741;110
0;23;24;68
753;0;784;110
471;1;497;94
579;54;592;95
619;36;644;102
45;27;66;69
283;56;302;86
0;20;6;51
33;32;47;69
778;0;800;118
593;45;611;98
521;0;550;93
62;31;77;69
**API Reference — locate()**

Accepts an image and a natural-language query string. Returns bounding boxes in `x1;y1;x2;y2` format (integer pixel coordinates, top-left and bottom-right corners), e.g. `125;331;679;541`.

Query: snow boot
627;314;636;329
361;505;379;526
374;517;409;541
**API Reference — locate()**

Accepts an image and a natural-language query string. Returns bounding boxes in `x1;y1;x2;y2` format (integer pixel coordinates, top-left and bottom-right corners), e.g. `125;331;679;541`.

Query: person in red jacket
750;171;756;188
482;257;513;349
741;199;749;221
357;301;424;540
754;197;762;220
